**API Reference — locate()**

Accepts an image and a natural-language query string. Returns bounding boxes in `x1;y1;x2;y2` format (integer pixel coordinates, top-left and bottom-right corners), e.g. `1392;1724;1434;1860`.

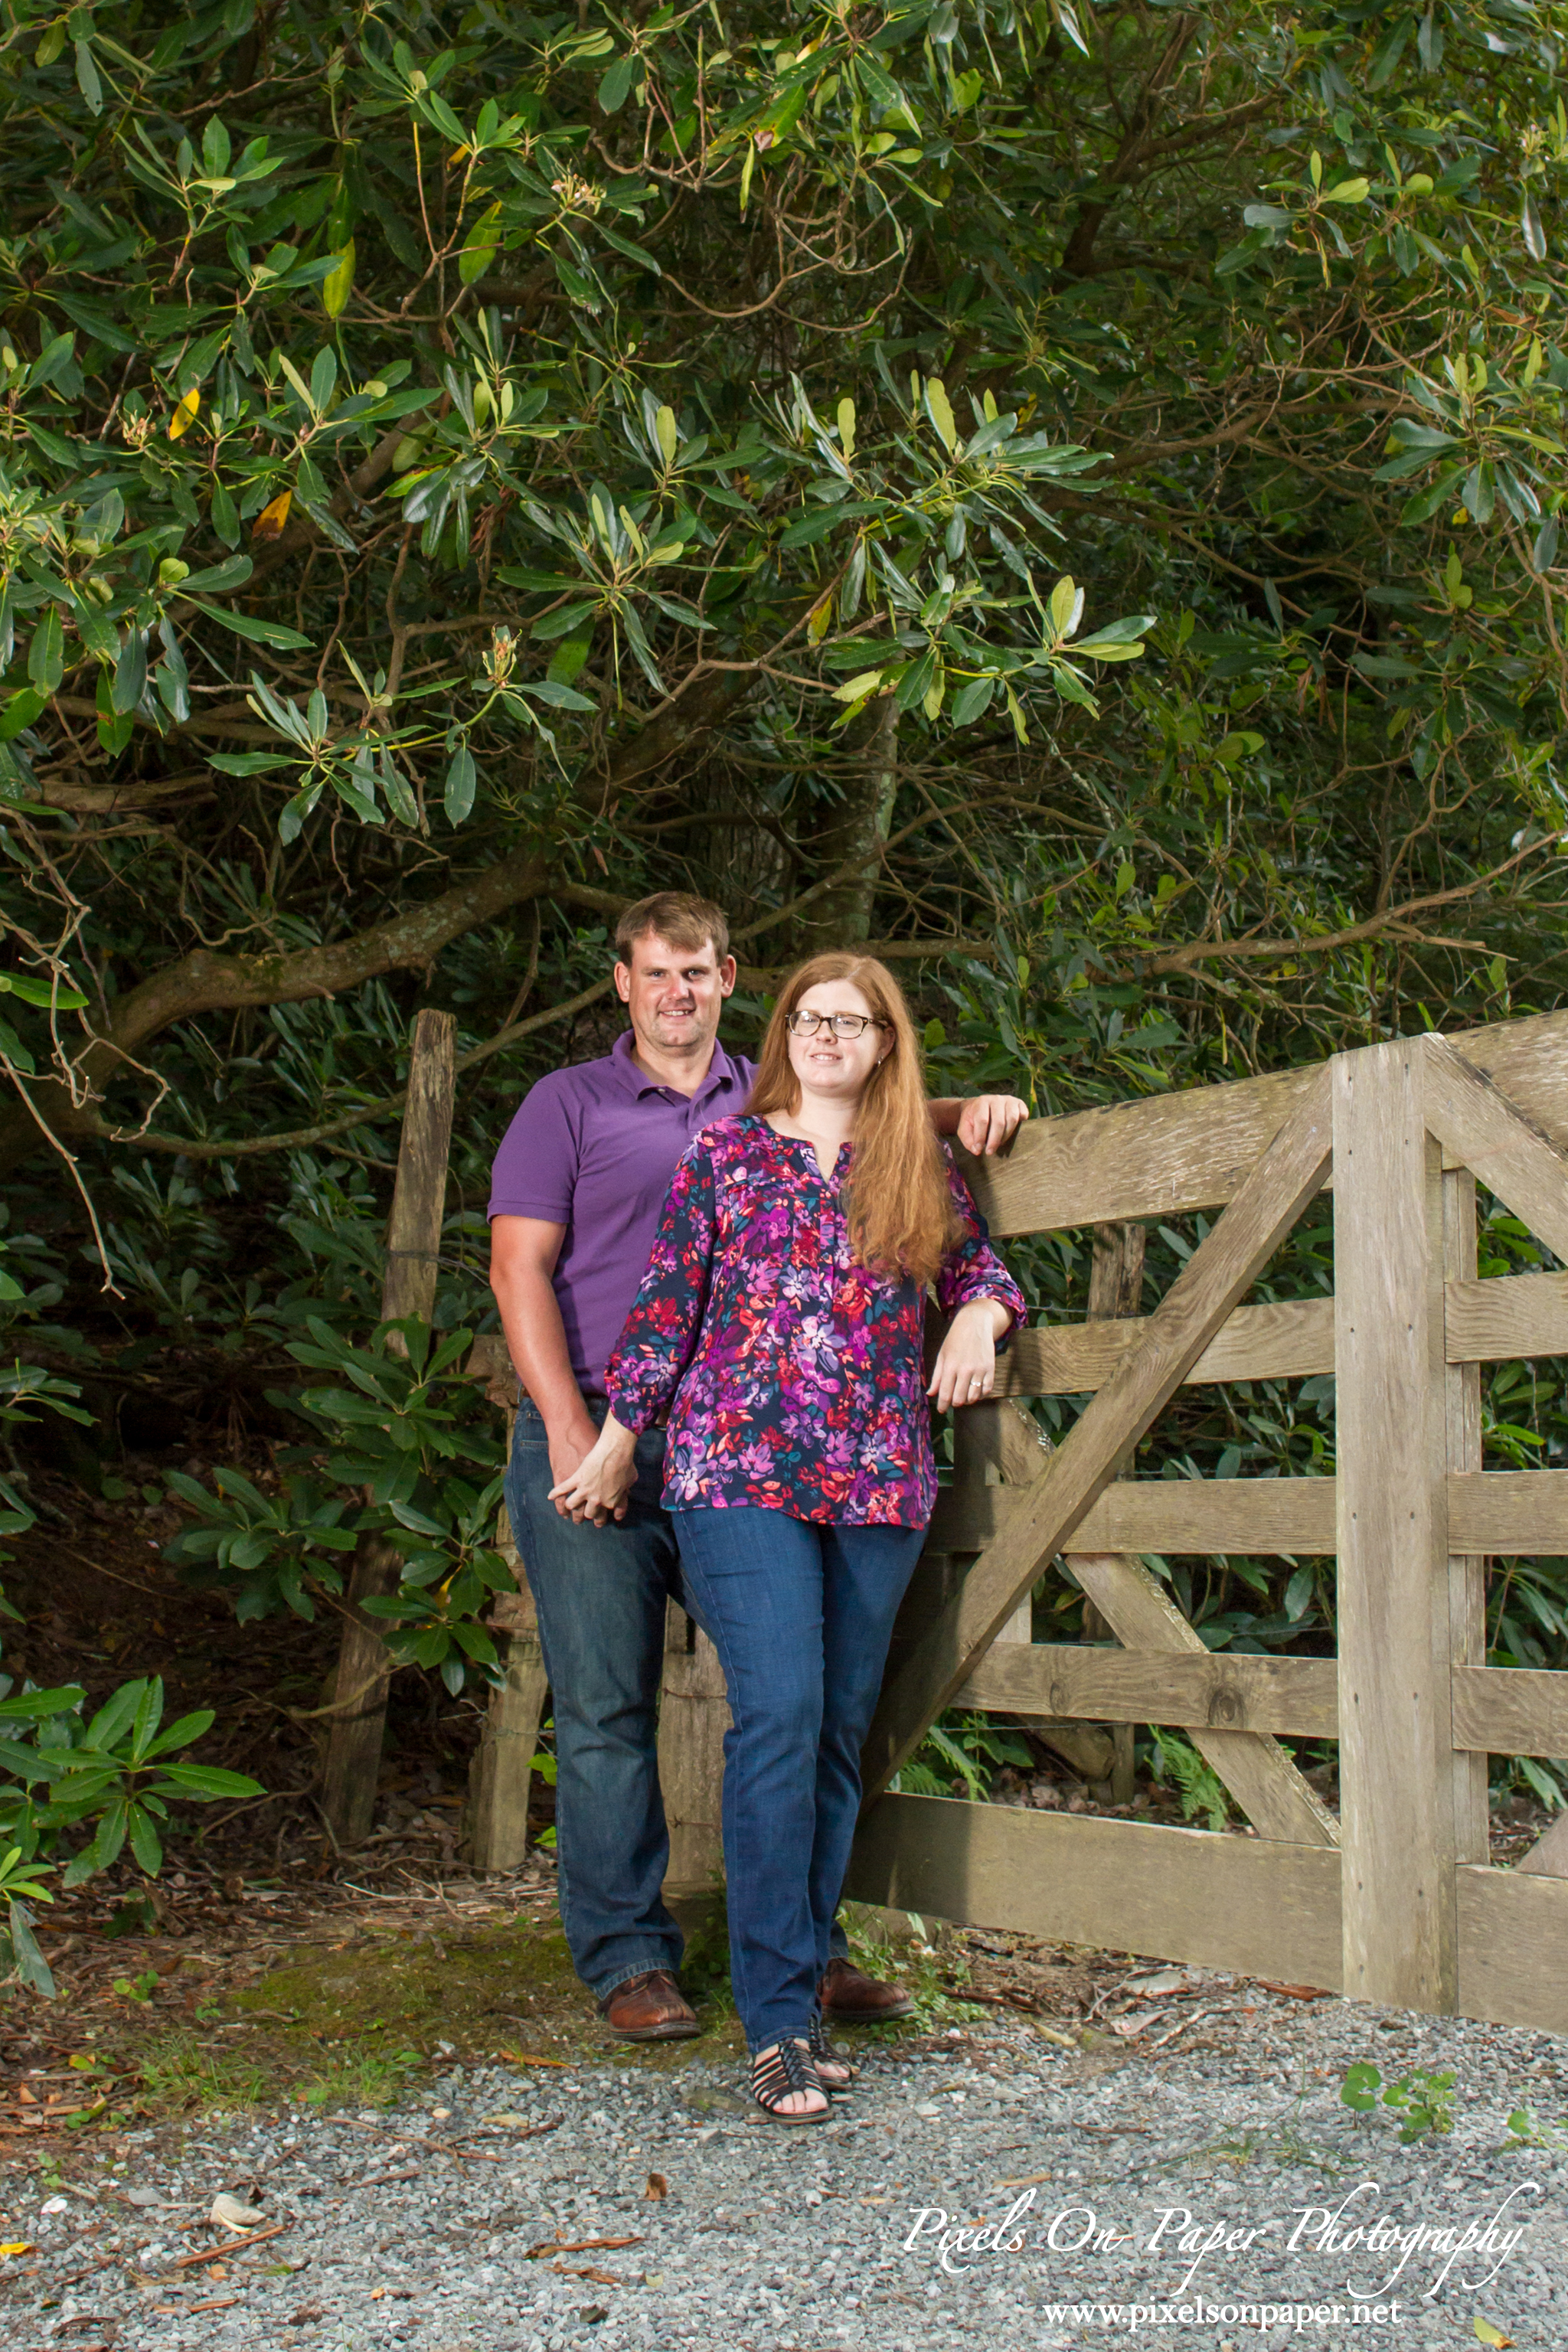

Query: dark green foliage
2;2;1568;1822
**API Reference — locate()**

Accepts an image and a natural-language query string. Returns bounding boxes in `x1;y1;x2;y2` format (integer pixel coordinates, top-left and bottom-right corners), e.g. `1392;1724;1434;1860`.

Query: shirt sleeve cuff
605;1383;656;1435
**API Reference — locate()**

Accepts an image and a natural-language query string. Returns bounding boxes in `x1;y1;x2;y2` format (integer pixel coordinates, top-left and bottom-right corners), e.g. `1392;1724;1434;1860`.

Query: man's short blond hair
614;891;730;965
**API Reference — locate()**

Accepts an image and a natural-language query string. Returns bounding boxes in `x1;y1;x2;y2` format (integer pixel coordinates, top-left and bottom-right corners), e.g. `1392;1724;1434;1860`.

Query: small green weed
1505;2102;1568;2150
1341;2059;1455;2141
110;1971;158;2003
1148;1728;1231;1832
296;2043;423;2109
137;2033;272;2112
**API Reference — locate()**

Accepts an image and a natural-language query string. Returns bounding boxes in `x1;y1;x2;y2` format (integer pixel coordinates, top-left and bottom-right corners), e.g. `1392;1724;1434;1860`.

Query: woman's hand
548;1414;639;1526
928;1296;1013;1412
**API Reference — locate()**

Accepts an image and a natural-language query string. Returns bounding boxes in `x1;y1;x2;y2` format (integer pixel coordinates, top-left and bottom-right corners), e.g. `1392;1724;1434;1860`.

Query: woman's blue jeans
670;1505;925;2055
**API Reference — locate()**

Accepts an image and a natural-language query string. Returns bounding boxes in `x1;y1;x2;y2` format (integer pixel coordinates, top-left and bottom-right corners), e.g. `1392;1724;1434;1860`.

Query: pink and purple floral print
604;1114;1028;1527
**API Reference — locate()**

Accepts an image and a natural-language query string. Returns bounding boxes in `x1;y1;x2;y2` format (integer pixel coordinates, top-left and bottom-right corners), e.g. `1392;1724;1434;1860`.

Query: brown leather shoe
818;1953;914;2023
597;1968;700;2042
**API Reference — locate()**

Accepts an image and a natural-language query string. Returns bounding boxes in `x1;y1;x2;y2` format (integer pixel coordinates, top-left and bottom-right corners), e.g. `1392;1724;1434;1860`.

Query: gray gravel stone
4;1989;1564;2350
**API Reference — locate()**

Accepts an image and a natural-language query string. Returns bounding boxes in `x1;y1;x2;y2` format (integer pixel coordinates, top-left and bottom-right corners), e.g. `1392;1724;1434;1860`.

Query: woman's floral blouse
604;1113;1028;1527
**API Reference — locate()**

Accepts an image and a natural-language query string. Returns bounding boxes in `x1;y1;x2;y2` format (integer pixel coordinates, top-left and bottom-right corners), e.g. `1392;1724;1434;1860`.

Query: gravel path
6;1976;1565;2352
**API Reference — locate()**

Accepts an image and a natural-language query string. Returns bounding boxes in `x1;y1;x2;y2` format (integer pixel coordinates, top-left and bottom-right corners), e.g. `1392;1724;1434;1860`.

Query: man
488;892;1028;2040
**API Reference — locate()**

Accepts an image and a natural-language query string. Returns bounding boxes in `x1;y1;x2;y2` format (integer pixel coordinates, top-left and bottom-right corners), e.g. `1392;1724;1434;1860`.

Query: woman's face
785;978;891;1110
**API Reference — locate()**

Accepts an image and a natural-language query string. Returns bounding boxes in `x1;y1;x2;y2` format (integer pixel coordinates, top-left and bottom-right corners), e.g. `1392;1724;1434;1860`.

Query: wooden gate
844;1011;1568;2034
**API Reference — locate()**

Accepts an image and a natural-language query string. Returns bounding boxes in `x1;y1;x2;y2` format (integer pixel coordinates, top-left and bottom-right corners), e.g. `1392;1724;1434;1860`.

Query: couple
488;893;1027;2123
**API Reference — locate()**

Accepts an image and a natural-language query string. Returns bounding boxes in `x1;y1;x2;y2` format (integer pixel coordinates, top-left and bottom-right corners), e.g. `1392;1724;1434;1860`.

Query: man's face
614;931;736;1060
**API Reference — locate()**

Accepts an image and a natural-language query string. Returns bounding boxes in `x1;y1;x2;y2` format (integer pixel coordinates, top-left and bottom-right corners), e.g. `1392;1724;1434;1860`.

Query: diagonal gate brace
861;1067;1334;1805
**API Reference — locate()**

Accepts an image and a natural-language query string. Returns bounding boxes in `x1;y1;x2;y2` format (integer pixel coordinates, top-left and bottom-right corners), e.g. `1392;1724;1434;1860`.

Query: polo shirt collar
610;1027;745;1103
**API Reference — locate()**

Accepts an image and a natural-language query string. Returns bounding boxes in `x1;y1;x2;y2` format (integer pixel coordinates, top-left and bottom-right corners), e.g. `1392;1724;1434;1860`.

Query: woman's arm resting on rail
928;1094;1030;1155
927;1295;1014;1412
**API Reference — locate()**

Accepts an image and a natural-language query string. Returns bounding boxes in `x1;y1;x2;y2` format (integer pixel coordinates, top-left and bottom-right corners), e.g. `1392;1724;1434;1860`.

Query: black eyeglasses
786;1010;890;1040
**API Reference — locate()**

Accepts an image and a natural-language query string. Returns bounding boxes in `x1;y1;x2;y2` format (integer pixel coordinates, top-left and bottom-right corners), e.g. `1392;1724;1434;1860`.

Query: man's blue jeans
505;1402;860;2001
670;1505;925;2054
505;1398;687;1999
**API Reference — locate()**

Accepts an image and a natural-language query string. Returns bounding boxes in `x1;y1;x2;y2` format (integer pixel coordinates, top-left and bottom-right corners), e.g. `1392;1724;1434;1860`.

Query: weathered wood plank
1445;1270;1568;1365
962;1006;1568;1237
955;1642;1340;1736
932;1474;1338;1558
1456;1863;1568;2033
323;1008;457;1848
998;1298;1336;1396
657;1604;730;1893
1422;1032;1568;1264
845;1792;1343;1988
1448;1469;1568;1553
1334;1036;1453;2012
1443;1172;1490;1870
1450;1664;1568;1757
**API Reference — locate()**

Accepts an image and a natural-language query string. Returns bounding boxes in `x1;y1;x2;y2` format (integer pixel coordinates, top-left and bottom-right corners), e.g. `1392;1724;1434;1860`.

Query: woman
550;953;1027;2122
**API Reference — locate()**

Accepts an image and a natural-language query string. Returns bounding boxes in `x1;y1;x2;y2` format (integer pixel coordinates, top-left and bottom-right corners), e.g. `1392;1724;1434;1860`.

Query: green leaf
444;743;476;825
923;377;957;454
598;54;639;113
322;240;356;318
188;600;312;650
28;609;64;696
0;689;47;742
111;629;147;716
1322;178;1370;205
74;39;102;116
950;675;995;726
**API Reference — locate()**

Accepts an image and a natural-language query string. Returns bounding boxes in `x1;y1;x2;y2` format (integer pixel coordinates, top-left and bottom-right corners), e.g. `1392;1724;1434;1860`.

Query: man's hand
549;1414;639;1527
956;1093;1030;1156
547;1415;604;1514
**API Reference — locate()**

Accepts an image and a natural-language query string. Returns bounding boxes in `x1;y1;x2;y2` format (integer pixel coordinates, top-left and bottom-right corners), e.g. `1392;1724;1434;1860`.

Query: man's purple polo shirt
488;1029;756;1394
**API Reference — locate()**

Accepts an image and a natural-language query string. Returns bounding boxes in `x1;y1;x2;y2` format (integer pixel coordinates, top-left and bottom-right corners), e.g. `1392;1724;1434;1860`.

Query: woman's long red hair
746;952;961;1285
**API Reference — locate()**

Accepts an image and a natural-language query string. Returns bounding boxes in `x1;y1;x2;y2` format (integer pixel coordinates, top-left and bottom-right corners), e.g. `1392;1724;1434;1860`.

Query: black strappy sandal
808;2011;856;2095
750;2037;830;2126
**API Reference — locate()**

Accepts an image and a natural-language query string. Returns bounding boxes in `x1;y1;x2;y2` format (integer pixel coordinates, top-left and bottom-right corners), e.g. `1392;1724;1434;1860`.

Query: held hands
956;1093;1030;1156
928;1295;1014;1413
548;1413;639;1526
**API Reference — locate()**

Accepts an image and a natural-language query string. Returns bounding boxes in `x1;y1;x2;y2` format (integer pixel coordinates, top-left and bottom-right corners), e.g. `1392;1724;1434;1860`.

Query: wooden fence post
1081;1223;1144;1802
1334;1037;1455;2011
658;1604;730;1893
321;1008;457;1847
466;1399;551;1870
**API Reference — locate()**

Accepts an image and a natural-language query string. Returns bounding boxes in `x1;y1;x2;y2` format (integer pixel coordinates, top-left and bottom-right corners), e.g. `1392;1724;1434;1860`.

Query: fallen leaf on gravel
500;2047;570;2067
1031;2023;1076;2049
288;2307;322;2324
0;2240;34;2258
1122;1968;1192;1996
1256;1980;1330;2000
1473;2321;1513;2348
1112;2008;1171;2038
644;2174;668;2200
995;2172;1052;2190
579;2309;609;2326
191;2297;240;2311
554;2264;624;2286
211;2193;265;2230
